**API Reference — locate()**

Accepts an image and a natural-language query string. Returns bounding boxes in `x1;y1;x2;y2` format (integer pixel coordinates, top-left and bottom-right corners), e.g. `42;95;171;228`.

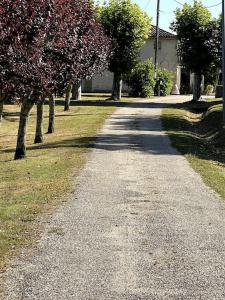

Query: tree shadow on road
2;99;203;158
2;100;177;156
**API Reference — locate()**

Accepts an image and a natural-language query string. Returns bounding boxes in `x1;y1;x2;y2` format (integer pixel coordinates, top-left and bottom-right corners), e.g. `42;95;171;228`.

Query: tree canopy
210;15;222;69
0;0;111;99
171;0;215;101
99;0;151;99
171;0;213;74
0;0;111;159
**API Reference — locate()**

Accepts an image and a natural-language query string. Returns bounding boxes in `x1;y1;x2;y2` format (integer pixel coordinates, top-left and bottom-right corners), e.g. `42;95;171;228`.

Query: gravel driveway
2;96;225;299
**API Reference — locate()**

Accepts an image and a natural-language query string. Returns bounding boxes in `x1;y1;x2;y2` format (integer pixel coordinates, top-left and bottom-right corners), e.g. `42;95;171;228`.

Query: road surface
3;96;225;299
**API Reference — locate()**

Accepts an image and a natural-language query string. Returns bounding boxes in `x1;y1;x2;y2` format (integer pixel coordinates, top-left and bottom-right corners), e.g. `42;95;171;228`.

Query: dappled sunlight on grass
0;94;140;271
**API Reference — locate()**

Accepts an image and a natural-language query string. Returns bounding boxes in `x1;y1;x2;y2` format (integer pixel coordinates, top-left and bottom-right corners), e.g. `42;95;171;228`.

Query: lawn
0;94;135;275
162;98;225;202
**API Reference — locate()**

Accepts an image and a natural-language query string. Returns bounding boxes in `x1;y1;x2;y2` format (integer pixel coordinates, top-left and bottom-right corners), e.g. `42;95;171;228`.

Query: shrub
205;84;214;95
155;68;174;96
125;59;155;97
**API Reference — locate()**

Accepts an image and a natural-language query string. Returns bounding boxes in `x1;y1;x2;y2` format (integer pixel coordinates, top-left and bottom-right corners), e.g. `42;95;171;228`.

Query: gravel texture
2;96;225;299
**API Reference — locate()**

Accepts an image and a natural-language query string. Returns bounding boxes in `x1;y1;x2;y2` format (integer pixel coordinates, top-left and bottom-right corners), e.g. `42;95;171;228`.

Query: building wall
83;37;180;93
83;71;129;92
141;39;178;71
140;38;180;90
89;71;114;92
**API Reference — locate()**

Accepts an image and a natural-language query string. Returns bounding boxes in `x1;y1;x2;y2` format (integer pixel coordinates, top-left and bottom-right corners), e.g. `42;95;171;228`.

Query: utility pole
222;0;225;122
154;0;160;96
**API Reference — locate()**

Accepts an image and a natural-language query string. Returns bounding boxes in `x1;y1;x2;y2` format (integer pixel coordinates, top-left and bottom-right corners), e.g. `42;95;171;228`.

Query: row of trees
0;0;112;159
99;0;151;100
0;0;152;160
171;0;222;101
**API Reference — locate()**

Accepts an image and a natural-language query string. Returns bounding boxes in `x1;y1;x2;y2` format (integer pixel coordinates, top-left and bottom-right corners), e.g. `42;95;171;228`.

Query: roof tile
150;25;176;39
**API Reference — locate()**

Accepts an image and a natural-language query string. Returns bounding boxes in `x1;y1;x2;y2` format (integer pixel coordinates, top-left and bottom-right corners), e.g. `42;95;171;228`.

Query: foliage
204;63;218;86
205;84;214;95
99;0;151;75
156;68;174;96
125;59;155;97
170;0;213;74
0;0;111;100
205;67;219;89
48;0;112;92
203;15;222;86
210;15;222;69
0;0;54;99
0;0;112;159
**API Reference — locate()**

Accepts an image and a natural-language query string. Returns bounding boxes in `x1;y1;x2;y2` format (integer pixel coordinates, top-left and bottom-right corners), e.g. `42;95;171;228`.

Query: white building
82;26;181;93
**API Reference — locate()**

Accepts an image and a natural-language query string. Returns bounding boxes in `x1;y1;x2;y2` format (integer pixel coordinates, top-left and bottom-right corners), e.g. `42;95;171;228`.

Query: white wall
92;71;114;92
141;38;180;89
85;37;180;93
141;39;178;72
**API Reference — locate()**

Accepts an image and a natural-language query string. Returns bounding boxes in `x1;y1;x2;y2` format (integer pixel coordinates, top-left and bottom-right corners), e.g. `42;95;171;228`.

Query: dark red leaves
0;0;111;100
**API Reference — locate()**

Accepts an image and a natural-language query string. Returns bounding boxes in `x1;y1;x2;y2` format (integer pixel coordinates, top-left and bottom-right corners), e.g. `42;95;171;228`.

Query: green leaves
125;60;174;97
99;0;151;74
125;59;155;97
157;68;174;96
171;0;213;73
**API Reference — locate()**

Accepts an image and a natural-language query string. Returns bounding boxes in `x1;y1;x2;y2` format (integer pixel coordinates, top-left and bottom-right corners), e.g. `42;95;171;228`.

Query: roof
150;25;176;39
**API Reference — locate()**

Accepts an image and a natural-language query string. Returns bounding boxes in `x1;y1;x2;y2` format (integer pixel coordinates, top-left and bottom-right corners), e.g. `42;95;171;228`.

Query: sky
98;0;221;32
135;0;221;32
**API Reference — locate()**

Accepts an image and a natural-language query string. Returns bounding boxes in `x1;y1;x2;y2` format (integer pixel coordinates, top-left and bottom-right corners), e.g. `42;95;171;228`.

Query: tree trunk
34;101;44;144
71;80;82;100
0;90;5;122
193;72;202;102
14;99;34;160
64;83;72;111
0;96;3;122
201;75;205;94
111;73;122;101
47;94;55;134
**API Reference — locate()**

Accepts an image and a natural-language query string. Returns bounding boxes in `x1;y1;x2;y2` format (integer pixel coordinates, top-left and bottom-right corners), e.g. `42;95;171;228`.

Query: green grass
0;93;137;275
162;98;225;200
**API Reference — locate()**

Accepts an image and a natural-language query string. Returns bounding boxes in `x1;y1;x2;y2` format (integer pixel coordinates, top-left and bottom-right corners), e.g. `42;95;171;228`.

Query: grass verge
162;98;225;200
0;94;136;276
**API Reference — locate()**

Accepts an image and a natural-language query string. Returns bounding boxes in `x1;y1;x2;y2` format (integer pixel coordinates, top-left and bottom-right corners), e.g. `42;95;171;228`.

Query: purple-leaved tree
0;0;111;159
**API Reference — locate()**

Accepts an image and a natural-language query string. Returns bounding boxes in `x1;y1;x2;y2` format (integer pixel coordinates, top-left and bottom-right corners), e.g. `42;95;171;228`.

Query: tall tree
100;0;151;100
61;1;111;111
171;0;213;101
0;0;58;159
209;15;222;84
